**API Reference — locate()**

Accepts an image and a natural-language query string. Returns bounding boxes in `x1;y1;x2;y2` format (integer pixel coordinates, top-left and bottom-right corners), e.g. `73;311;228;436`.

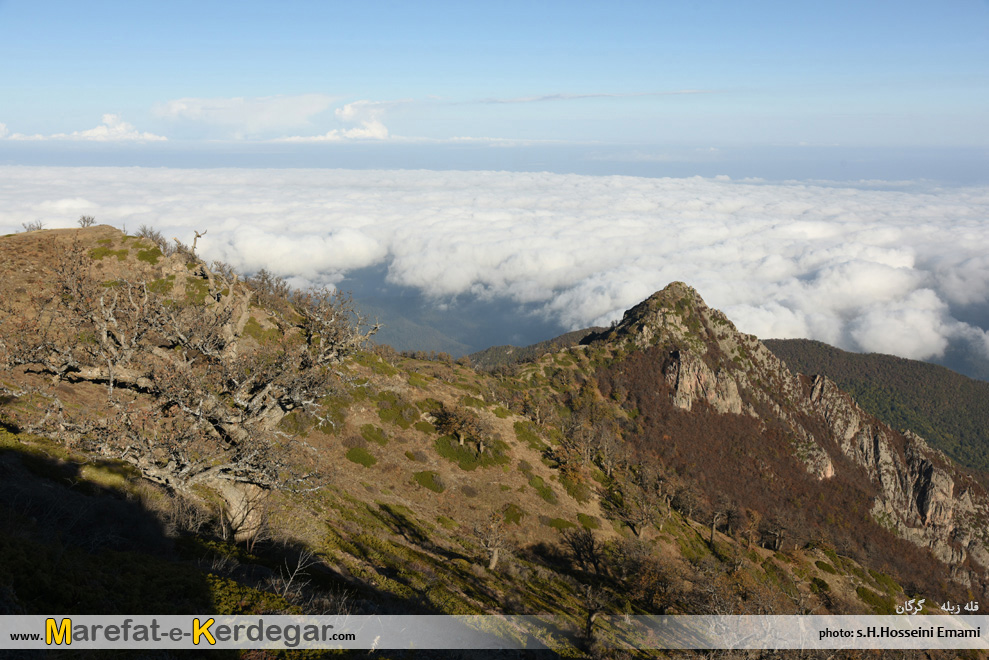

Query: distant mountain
468;327;605;370
765;338;989;475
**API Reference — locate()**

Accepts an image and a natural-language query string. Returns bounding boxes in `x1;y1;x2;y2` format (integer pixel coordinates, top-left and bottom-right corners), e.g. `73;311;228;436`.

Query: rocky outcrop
807;374;986;569
663;349;744;415
606;282;989;580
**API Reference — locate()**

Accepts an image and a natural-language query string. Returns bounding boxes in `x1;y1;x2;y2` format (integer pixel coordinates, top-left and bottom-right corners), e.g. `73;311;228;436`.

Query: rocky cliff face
600;282;989;584
807;375;989;576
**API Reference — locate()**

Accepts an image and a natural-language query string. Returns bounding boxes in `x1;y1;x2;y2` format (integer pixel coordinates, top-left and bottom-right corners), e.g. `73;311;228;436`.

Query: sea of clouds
3;166;988;373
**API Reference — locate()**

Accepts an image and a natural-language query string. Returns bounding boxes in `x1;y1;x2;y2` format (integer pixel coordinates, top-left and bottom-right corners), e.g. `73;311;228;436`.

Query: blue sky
1;0;987;156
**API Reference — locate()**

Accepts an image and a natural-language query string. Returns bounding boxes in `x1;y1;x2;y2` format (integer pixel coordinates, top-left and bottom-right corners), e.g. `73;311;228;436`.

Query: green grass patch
416;397;443;412
243;317;281;343
276;411;310;437
147;275;175;295
856;586;896;615
89;246;128;261
184;278;209;304
374;390;419;428
451;381;482;395
407;372;431;388
673;525;711;566
208;574;295;615
762;558;799;599
345;446;377;467
577;513;600;530
493;406;511;419
541;517;576;530
815;560;837;574
460;395;488;409
136;247;163;265
353;351;400;376
528;475;558;504
360;424;388;446
414;421;436;434
503;504;526;525
316;394;349;434
869;569;902;595
413;471;445;493
437;515;458;530
810;577;831;594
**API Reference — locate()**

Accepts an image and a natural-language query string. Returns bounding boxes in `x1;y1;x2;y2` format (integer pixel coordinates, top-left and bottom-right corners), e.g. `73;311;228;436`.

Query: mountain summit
587;281;988;585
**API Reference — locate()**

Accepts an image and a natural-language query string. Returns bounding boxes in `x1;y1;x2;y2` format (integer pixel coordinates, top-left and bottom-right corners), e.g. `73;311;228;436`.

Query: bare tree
561;527;604;575
78;215;96;227
0;240;376;495
472;517;508;570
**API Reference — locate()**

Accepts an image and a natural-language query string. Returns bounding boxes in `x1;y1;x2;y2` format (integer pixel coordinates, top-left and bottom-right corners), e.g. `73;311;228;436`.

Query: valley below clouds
4;165;989;377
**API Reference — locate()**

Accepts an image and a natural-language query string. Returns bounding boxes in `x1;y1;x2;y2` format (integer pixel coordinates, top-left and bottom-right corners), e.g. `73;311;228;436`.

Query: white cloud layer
5;115;166;142
3;166;989;366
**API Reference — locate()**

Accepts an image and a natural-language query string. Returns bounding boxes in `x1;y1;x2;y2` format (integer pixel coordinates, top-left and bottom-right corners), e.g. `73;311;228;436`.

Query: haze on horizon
1;1;988;377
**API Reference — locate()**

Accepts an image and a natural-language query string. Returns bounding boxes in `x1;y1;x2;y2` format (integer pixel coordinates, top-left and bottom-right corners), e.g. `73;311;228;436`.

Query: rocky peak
593;282;989;585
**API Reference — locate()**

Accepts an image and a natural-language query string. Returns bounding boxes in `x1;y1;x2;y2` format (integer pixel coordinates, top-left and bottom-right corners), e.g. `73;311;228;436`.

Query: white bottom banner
1;614;987;651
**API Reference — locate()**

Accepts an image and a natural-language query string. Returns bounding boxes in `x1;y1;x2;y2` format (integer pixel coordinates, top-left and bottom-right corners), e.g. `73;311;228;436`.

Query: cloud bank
5;115;166;142
3;166;988;370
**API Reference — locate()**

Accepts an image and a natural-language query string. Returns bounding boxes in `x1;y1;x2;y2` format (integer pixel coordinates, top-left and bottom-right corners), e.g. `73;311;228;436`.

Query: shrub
413;471;445;493
528;475;557;504
414;421;436;434
90;246;128;261
137;247;163;265
540;517;576;530
503;504;526;525
577;513;600;530
856;586;896;615
345;447;377;468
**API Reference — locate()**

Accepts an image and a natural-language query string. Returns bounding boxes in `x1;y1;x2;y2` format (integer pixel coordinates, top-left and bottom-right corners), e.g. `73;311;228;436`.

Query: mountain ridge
1;226;986;654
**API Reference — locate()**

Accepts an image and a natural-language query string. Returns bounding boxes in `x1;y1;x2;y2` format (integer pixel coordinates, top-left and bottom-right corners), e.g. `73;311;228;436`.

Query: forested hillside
765;339;989;474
